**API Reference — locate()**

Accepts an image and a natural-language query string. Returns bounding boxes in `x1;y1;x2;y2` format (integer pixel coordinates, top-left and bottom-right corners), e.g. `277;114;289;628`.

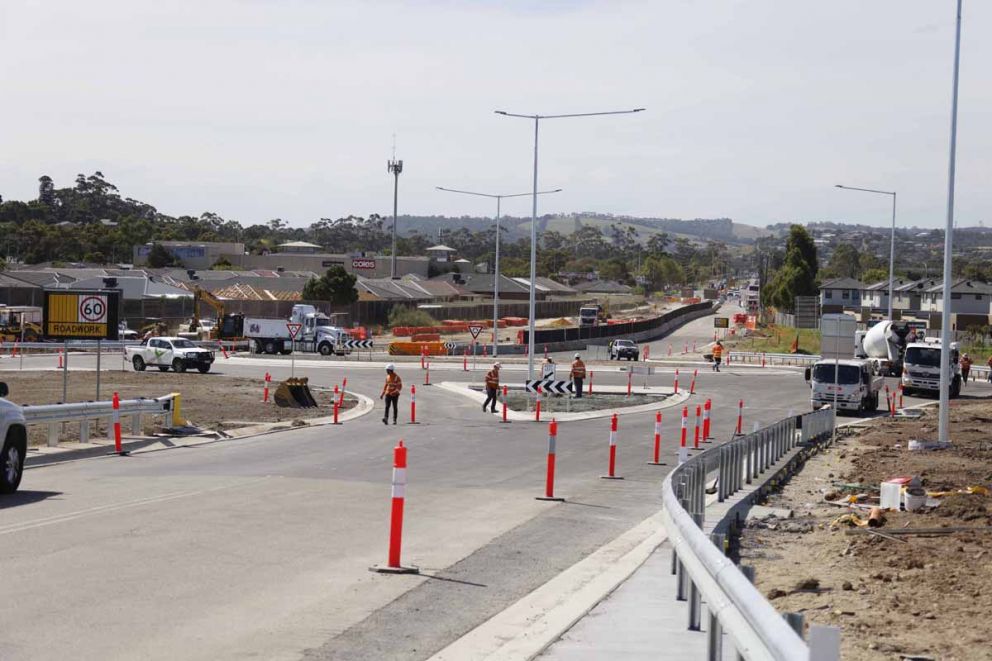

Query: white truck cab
805;359;882;415
901;338;961;398
290;304;352;356
0;382;27;493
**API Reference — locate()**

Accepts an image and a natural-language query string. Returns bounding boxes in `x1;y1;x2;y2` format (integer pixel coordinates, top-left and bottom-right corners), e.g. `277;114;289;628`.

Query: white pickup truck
805;358;883;415
0;382;27;493
127;337;216;373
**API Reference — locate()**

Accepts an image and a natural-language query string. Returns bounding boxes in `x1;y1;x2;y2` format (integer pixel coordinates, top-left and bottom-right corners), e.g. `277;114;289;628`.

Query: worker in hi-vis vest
381;364;402;424
570;353;587;398
483;362;501;413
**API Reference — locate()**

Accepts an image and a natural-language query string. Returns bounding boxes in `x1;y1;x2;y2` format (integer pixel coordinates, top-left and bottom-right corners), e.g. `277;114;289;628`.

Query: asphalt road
2;309;988;660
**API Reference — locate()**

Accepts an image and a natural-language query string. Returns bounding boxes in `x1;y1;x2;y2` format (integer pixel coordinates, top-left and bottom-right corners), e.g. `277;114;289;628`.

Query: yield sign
468;324;484;339
287;322;303;339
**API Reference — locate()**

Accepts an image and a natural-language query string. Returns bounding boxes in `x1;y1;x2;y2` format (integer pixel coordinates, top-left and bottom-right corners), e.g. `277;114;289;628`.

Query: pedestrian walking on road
961;353;972;386
987;355;992;383
483;362;501;413
381;364;402;425
570;353;586;398
712;341;723;372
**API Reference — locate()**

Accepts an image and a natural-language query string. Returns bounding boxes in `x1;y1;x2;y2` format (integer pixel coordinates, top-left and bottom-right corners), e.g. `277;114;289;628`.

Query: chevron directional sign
339;339;374;350
525;379;575;395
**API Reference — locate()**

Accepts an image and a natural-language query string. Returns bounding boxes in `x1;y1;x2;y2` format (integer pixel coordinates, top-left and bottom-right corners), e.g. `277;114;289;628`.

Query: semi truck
579;304;606;327
218;305;353;356
805;358;882;415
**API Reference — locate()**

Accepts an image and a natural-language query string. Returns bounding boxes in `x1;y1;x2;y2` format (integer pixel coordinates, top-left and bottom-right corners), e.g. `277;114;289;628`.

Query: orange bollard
409;385;418;424
673;368;679;394
424;362;431;386
899;384;904;409
602;413;622;479
58;349;63;369
627;370;632;397
463;351;468;372
263;372;271;403
761;353;766;368
690;369;697;394
536;419;564;501
649;411;664;465
693;404;701;449
371;440;418;574
736;399;744;435
703;398;712;440
333;401;340;425
535;385;542;422
338;378;347;407
112;392;126;455
588;371;593;395
218;341;229;359
500;385;509;424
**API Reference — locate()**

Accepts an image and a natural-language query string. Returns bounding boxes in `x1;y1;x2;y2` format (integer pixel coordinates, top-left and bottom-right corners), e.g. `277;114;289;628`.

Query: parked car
0;382;26;494
127;337;215;373
609;339;640;361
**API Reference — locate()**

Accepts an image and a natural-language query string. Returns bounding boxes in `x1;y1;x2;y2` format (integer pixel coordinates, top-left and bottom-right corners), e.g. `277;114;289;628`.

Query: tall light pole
436;186;562;358
388;158;403;279
494;108;645;379
938;0;964;446
834;184;897;318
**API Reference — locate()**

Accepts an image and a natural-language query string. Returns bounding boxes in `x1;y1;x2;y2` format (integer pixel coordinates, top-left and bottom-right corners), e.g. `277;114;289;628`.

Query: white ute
127;337;216;373
0;382;27;493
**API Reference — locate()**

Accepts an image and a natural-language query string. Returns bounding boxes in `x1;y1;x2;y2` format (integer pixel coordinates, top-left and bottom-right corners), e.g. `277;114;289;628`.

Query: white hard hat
574;353;581;359
493;362;501;368
386;363;395;371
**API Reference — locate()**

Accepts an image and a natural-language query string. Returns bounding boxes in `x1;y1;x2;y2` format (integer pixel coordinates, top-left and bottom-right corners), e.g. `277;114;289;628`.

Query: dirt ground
740;402;992;660
1;371;356;446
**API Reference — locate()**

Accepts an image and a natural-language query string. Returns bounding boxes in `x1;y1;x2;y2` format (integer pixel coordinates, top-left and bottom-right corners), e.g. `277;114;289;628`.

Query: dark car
609;339;639;361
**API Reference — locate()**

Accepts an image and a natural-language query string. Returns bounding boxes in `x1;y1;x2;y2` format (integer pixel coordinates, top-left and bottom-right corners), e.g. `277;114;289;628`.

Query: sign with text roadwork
43;289;120;340
468;324;484;339
713;317;730;329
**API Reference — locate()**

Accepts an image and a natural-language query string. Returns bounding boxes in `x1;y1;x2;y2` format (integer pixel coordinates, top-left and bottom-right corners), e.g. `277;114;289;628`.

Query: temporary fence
661;407;839;660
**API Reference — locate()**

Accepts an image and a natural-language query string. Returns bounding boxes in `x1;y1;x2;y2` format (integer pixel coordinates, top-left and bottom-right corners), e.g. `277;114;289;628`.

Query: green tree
824;243;860;279
302;266;358;305
146;243;179;268
861;267;889;283
763;225;818;312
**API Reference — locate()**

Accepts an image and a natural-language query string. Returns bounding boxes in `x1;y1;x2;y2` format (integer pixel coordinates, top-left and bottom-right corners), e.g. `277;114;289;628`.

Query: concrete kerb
436;381;690;422
24;392;376;468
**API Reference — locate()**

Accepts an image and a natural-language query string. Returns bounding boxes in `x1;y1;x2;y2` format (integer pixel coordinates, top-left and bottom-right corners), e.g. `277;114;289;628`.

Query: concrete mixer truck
855;320;912;376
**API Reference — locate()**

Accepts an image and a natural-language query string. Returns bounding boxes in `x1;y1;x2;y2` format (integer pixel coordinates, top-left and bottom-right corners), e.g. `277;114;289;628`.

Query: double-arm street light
834;184;897;318
494;108;645;379
436;186;562;357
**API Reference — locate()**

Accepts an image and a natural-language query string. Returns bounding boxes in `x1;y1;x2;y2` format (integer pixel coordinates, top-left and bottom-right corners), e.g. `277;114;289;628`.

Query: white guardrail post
21;395;178;447
661;407;840;660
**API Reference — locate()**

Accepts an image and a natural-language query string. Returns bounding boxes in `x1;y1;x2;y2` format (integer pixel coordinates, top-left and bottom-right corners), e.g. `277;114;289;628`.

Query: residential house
860;278;911;314
892;279;938;315
572;280;634;295
819;277;864;311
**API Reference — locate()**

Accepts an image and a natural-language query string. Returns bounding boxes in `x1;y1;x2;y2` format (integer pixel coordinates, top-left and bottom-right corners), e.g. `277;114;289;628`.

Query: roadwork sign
714;317;729;328
43;289;120;340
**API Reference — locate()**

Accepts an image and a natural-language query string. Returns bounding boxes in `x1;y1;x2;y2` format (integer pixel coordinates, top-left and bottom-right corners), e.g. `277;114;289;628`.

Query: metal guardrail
728;351;818;366
661;408;838;660
3;340;251;351
20;394;181;447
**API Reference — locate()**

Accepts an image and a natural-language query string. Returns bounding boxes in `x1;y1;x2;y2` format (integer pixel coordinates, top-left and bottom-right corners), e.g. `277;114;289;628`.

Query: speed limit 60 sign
43;289;120;340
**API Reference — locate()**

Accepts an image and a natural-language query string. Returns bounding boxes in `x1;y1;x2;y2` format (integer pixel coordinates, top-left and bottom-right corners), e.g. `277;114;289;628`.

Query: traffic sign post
469;325;484;371
287;322;303;377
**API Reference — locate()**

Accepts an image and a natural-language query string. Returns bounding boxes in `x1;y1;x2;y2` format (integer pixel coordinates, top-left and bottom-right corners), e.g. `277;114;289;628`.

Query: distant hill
397;212;770;246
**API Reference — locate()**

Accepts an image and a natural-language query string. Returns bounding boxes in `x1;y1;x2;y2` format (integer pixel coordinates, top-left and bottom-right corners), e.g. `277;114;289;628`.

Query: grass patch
726;324;821;354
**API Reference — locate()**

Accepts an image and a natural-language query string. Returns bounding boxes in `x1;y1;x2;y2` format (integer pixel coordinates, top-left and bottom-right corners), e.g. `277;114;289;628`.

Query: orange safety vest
485;369;500;389
382;372;402;396
712;344;723;359
571;359;586;379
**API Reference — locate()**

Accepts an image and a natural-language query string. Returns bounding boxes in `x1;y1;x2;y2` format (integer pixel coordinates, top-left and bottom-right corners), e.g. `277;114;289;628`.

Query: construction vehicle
188;287;225;339
805;358;882;415
140;320;169;339
0;306;43;343
855;320;912;376
901;337;962;399
579;304;606;327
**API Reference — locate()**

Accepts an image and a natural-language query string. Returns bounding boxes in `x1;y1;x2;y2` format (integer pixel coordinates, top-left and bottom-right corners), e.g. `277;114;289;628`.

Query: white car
127;337;216;374
0;382;27;494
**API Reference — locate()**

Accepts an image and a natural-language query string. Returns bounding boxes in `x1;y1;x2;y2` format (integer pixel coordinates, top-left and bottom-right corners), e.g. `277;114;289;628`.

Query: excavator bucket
273;377;319;408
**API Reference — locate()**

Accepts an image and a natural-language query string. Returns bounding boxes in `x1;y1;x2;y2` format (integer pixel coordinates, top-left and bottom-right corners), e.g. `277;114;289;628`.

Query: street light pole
834;184;897;318
388;158;404;279
436;186;562;358
939;0;964;446
495;108;645;380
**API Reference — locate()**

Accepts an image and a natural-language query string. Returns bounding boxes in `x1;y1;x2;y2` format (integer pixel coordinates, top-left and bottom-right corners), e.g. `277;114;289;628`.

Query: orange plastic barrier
411;333;441;342
501;317;528;327
388;341;448;356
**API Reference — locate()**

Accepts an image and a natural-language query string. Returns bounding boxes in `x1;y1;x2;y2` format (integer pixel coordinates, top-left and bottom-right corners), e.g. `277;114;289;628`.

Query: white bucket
904;491;926;512
880;482;902;510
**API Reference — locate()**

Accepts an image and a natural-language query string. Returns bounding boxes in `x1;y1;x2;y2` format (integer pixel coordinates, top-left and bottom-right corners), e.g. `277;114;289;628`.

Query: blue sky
0;1;988;229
